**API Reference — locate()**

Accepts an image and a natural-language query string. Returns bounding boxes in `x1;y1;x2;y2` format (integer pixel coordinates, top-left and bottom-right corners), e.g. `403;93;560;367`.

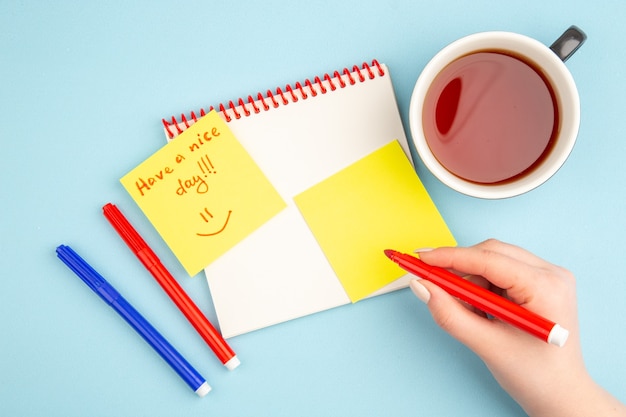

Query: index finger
473;239;556;269
417;242;541;305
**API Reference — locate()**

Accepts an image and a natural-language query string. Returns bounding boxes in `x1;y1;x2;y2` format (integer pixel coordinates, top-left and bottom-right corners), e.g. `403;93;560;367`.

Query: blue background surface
2;1;624;415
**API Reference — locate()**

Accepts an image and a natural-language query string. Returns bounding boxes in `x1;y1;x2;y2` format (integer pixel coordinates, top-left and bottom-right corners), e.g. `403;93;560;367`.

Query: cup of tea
409;26;586;199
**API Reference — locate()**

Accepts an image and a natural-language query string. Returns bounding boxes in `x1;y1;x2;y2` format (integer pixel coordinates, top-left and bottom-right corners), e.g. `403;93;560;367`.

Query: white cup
409;27;586;199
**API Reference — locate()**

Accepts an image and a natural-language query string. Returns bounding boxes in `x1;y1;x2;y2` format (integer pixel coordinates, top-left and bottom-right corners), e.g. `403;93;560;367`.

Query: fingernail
413;247;434;253
410;279;431;304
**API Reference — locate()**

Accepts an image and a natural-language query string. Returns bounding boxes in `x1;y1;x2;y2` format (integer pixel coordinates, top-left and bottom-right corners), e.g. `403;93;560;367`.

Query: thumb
410;279;512;356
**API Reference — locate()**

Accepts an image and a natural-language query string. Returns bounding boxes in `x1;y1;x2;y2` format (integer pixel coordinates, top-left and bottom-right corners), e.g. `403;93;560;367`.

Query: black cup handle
550;25;587;62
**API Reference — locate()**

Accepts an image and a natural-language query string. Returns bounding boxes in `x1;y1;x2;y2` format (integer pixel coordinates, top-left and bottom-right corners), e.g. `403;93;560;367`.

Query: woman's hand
411;239;625;417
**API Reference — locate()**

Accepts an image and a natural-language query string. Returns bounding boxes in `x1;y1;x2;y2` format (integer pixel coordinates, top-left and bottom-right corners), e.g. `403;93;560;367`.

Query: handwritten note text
121;111;286;276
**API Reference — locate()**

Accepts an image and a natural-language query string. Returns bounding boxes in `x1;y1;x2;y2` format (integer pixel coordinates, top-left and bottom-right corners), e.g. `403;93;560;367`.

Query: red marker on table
384;249;569;347
103;203;240;370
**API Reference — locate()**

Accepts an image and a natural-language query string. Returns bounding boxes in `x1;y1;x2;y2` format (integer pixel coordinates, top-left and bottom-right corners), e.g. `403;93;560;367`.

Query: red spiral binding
163;59;384;138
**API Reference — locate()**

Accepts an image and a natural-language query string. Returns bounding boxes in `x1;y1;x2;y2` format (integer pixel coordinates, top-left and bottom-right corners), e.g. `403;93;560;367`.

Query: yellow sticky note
121;111;286;276
294;140;456;302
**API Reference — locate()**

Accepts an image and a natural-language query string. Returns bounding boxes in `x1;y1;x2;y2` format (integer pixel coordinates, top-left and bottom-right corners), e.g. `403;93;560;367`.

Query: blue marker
56;245;211;397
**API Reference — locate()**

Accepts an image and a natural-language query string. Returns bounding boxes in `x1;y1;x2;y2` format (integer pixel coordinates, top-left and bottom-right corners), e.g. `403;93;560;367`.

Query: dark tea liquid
422;51;558;184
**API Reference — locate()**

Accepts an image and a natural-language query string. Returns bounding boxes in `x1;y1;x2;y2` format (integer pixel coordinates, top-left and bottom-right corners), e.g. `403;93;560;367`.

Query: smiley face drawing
196;208;232;237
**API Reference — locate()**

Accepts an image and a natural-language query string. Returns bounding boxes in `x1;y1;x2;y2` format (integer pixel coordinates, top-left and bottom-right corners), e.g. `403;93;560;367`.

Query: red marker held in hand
384;249;569;347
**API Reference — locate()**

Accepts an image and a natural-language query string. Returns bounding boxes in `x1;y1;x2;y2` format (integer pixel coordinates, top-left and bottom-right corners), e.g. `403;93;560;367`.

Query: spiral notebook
162;60;456;338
